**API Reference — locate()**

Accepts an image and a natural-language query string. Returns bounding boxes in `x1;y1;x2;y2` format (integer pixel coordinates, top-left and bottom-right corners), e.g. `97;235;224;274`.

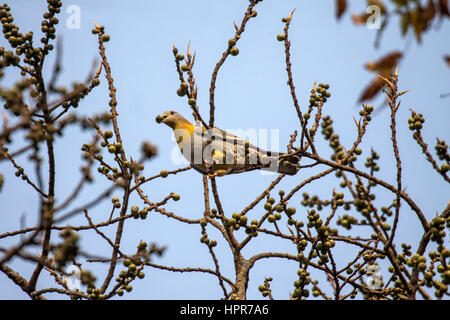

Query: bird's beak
155;114;166;124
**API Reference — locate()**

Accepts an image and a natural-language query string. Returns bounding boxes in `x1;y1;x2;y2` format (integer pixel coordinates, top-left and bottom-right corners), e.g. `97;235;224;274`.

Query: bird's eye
170;111;174;115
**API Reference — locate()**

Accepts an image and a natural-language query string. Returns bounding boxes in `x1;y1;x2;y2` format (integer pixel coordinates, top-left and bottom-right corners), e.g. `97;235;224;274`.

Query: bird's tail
276;154;299;175
260;153;299;176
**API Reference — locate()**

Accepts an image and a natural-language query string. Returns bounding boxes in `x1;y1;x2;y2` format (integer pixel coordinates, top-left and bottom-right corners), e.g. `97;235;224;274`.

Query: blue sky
0;1;449;299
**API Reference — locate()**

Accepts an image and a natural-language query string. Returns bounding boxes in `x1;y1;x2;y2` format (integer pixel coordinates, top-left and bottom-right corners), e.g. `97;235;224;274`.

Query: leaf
367;0;387;14
438;0;450;17
359;76;385;102
445;55;450;67
351;13;371;25
336;0;347;19
365;51;403;72
400;11;410;36
360;52;403;102
390;0;407;6
422;0;436;30
410;5;423;43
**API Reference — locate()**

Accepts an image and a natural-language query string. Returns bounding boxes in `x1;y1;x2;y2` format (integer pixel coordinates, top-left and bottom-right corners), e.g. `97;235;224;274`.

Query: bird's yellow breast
172;120;195;154
173;120;194;136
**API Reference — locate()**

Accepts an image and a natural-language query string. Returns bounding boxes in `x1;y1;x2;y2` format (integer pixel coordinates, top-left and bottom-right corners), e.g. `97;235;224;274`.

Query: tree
0;0;448;300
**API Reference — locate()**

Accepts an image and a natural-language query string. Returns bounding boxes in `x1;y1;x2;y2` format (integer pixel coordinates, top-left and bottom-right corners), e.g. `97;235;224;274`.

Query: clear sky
0;0;449;299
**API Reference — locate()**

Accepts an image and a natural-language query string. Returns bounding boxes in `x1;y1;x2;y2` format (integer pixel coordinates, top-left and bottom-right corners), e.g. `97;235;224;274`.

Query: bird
155;110;299;177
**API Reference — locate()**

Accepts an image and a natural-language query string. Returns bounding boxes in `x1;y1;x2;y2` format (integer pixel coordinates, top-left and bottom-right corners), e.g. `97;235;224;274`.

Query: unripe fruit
286;207;296;215
228;38;236;47
123;258;131;267
180;82;189;90
104;130;113;139
172;193;180;201
230;47;239;56
418;262;427;271
131;205;139;215
160;170;168;178
91;78;100;87
277;33;285;41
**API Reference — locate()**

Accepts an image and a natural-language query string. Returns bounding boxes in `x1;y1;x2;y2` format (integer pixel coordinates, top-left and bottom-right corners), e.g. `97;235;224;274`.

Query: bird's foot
207;173;216;179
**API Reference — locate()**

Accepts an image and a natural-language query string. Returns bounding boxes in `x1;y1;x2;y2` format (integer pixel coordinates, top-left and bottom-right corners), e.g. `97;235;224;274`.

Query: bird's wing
208;127;277;172
191;125;296;175
203;127;252;146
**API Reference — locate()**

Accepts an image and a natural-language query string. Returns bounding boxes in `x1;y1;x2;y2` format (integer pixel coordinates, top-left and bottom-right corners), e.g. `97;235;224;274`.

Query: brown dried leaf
445;55;450;67
359;76;385;102
391;0;407;6
336;0;347;19
400;11;410;36
438;0;450;17
410;5;423;43
365;51;403;72
360;51;403;102
351;13;370;25
367;0;387;14
422;0;436;29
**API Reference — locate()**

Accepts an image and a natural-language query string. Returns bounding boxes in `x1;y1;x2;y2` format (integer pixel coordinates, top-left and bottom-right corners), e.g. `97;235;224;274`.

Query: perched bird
155;111;299;177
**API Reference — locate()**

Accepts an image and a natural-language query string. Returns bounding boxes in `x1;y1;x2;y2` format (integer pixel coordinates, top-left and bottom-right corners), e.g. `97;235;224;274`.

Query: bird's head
155;110;189;129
